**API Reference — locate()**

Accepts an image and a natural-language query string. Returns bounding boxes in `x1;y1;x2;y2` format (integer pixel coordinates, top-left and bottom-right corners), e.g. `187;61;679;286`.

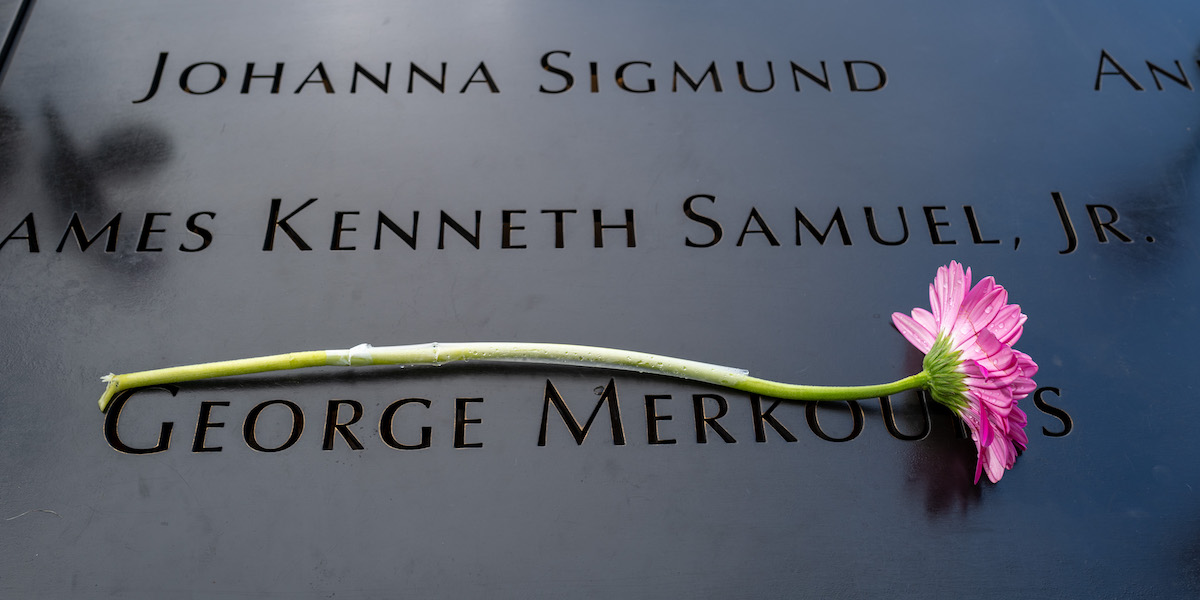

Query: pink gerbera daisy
892;261;1038;483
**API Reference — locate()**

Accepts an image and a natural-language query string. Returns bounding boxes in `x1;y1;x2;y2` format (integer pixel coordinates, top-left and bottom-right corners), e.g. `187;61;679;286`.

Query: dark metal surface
0;1;1197;597
0;0;29;91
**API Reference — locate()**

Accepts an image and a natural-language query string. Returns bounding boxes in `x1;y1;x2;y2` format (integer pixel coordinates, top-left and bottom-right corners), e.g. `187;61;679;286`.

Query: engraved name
131;51;888;103
103;379;1072;454
0;192;1143;255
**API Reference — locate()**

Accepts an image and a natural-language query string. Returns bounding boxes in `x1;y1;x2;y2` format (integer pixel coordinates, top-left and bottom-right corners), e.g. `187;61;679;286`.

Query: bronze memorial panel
0;1;1196;597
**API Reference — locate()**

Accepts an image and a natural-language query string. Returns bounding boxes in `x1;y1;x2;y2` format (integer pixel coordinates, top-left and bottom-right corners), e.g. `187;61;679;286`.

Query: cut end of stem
97;377;121;413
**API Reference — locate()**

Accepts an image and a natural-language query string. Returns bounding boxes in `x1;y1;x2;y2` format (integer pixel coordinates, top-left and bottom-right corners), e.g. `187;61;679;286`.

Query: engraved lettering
963;206;1000;245
750;396;797;442
56;212;120;253
133;52;169;103
136;212;170;252
241;62;283;94
453;398;484;449
540;50;574;93
501;210;526;249
683;194;723;248
736;207;781;246
1052;191;1078;254
1147;60;1192;90
845;60;887;92
179;62;227;95
864;206;908;245
673;62;722;92
1094;50;1143;91
644;394;676;445
322;399;364;450
879;393;930;441
923;206;955;245
616;61;655;93
379;398;432;450
736;61;774;92
438;211;481;249
408;63;447;93
1033;387;1072;437
103;387;176;455
541;209;576;248
263;197;318;251
806;401;864;442
192;401;229;453
459;62;499;93
593;209;636;248
181;211;216;252
692;394;735;443
0;213;38;252
790;61;831;91
1085;204;1132;243
374;211;418;250
351;62;391;93
294;63;335;94
243;400;304;452
795;207;851;245
538;379;626;446
331;211;359;251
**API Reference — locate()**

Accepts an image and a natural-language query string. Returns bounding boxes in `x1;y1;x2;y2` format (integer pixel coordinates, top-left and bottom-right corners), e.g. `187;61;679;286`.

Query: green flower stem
733;371;930;401
96;342;931;413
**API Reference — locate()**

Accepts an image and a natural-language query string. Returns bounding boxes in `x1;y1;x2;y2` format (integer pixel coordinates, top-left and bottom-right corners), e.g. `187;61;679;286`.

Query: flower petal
984;442;1009;483
989;304;1026;346
930;261;969;329
965;284;1007;333
1006;406;1029;449
969;384;1014;415
911;308;937;336
958;276;997;326
892;311;937;353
